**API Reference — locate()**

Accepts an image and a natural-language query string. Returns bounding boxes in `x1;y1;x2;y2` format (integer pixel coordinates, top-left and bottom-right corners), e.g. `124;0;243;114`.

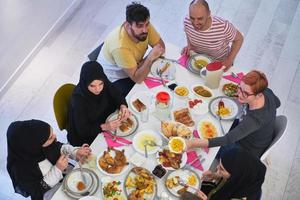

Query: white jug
200;61;225;89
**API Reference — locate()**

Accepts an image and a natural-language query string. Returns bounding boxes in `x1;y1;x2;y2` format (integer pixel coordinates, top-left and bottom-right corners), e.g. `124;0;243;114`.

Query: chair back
87;42;104;61
53;83;75;131
261;115;287;160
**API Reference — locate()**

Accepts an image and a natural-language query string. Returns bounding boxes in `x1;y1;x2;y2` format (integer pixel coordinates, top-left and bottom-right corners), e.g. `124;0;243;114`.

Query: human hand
221;58;233;72
118;105;131;121
195;189;208;200
101;119;122;132
76;144;92;163
181;46;190;55
148;44;165;61
201;170;216;182
56;154;69;171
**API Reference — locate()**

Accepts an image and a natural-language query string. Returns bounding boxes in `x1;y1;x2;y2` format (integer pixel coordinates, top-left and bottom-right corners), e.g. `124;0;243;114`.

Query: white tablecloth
51;43;236;200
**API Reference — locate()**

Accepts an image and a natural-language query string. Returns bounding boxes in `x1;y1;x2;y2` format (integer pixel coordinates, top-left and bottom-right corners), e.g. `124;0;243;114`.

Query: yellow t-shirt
102;23;161;69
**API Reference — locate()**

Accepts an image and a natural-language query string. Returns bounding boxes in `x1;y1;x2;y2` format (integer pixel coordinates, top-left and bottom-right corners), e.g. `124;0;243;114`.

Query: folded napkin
187;151;204;171
223;72;244;84
178;54;189;68
193;130;209;153
103;132;132;148
144;77;168;89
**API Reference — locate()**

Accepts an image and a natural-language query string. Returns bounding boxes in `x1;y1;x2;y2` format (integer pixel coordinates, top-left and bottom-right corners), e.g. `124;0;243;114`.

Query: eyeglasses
237;85;256;98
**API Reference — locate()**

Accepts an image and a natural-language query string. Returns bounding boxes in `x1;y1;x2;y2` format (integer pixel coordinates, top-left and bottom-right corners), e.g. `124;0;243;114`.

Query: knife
159;56;179;63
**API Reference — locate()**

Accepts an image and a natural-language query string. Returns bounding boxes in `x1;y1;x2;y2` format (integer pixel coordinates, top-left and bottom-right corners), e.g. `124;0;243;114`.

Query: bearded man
97;2;165;96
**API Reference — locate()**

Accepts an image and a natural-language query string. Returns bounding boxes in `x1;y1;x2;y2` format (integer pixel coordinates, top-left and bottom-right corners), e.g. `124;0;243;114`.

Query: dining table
51;43;242;200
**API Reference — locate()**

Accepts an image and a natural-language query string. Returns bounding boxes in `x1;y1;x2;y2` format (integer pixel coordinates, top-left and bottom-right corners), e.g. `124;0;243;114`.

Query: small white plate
96;147;130;176
188;99;209;115
132;129;162;155
191;84;214;99
101;176;126;200
129;91;154;113
79;196;99;200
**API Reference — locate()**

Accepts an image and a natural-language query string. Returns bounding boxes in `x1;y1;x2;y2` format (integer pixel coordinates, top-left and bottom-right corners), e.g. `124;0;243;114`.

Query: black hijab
211;147;266;200
75;61;110;101
7;119;62;198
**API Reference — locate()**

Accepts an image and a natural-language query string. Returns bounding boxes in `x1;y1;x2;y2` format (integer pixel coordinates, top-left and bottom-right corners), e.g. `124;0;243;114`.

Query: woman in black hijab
6;119;91;200
189;147;266;200
67;61;130;146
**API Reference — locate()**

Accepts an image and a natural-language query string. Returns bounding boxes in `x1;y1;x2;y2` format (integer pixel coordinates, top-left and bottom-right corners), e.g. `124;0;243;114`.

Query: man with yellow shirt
97;2;165;96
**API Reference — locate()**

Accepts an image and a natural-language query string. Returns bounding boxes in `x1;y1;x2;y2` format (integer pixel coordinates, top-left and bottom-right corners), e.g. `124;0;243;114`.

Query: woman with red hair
186;70;281;158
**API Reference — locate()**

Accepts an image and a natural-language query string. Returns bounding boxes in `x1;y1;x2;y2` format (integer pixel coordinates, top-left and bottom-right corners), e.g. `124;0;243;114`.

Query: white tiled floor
0;0;300;199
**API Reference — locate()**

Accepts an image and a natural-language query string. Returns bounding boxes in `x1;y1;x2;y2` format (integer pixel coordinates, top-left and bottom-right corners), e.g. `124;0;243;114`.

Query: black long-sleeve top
208;88;281;157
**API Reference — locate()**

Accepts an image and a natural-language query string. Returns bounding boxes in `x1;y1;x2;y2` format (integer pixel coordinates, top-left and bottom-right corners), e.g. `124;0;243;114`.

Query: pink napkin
223;72;244;84
187;151;204;171
178;54;189;68
144;77;168;89
103;132;132;148
193;130;209;153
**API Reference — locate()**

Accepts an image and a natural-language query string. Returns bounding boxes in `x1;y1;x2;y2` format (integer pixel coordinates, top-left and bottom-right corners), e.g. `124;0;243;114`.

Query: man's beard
131;28;148;41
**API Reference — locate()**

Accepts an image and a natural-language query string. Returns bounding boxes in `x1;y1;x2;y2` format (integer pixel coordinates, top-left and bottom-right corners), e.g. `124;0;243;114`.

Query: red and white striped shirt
184;16;237;60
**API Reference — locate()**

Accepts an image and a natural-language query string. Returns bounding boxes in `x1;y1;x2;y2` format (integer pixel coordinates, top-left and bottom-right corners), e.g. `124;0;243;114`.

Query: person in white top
6;119;91;200
182;0;244;71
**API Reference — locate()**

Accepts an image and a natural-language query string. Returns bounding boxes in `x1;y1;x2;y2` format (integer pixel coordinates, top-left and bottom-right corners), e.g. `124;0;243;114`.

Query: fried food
98;148;128;174
132;98;146;112
200;121;217;139
173;108;195;127
161;121;191;139
193;86;212;97
119;117;134;132
158;149;182;169
166;176;179;189
125;167;156;200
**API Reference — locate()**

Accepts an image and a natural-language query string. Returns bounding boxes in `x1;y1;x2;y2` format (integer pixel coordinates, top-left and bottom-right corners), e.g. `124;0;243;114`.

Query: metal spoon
145;140;163;148
231;72;239;78
156;68;166;87
144;141;148;158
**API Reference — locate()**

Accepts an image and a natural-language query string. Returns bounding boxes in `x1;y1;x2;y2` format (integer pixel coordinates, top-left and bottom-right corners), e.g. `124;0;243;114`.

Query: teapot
200;61;225;89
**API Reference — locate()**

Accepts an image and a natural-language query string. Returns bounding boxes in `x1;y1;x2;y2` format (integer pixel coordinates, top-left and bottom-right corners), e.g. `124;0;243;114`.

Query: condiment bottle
155;91;171;120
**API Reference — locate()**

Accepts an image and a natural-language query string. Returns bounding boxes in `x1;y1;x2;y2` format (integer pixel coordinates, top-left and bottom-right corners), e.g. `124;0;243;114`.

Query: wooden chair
53;83;75;131
261;115;288;161
87;42;104;61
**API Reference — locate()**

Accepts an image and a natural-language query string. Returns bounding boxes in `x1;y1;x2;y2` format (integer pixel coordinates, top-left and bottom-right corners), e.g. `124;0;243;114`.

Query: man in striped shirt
182;0;243;71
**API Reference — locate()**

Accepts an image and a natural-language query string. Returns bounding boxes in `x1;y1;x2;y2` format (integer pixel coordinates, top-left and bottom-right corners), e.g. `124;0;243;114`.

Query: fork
178;178;199;192
156;68;166;87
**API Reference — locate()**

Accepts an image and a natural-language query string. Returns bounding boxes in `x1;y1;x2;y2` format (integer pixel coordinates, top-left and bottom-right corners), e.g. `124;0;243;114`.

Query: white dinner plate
150;58;176;80
101;176;126;200
63;168;99;199
165;169;201;197
209;96;240;120
129;91;154;113
132;129;162;155
96;147;130;176
106;111;139;137
197;118;220;140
